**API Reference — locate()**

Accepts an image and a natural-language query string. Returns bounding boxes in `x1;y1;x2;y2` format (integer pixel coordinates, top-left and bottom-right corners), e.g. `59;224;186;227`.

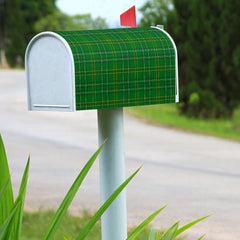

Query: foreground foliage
0;134;208;239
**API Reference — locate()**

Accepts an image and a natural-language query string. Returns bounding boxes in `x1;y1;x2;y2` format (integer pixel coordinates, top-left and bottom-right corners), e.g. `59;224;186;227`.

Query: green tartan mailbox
25;25;179;240
26;27;178;111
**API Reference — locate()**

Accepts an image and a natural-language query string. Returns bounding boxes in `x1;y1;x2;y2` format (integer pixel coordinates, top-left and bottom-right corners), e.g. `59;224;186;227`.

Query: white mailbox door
26;32;75;111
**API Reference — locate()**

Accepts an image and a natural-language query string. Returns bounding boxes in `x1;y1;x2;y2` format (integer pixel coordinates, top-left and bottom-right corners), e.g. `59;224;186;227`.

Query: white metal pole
97;108;127;240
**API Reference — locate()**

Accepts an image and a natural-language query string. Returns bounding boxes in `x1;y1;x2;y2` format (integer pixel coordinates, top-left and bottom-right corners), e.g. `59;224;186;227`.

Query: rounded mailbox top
25;27;178;112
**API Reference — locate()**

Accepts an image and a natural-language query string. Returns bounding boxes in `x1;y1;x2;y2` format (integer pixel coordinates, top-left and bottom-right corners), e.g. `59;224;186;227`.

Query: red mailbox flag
120;6;136;28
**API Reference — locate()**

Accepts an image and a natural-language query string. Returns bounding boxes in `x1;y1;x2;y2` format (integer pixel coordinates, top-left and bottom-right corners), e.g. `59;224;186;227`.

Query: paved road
0;70;240;240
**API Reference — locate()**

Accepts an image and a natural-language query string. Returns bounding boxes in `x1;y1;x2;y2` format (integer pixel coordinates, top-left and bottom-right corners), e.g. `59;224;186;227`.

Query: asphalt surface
0;70;240;240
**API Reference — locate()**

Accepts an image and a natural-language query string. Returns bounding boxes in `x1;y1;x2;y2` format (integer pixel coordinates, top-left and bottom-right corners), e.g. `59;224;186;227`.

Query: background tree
2;0;108;68
3;0;57;67
35;11;76;32
174;0;240;118
72;14;108;30
35;12;108;32
139;0;177;34
5;0;28;67
0;0;7;67
139;0;240;119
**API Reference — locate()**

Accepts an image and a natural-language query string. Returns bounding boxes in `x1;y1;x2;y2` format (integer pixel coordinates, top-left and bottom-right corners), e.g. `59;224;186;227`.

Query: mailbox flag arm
120;6;136;28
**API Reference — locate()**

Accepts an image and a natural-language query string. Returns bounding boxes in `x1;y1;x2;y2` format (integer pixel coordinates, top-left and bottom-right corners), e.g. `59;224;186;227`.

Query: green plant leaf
76;167;141;240
0;202;20;240
175;215;210;237
10;156;30;240
127;206;167;240
148;228;158;240
159;222;178;240
0;180;10;203
0;135;14;227
156;230;161;240
197;234;205;240
43;141;106;240
63;237;72;240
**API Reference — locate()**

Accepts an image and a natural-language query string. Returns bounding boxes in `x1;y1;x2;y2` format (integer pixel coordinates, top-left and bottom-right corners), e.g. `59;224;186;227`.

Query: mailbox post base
97;108;127;240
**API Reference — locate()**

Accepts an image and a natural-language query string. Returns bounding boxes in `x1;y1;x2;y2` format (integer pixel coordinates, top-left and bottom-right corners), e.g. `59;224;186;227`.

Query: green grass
21;210;188;240
21;210;152;240
21;210;101;240
125;104;240;142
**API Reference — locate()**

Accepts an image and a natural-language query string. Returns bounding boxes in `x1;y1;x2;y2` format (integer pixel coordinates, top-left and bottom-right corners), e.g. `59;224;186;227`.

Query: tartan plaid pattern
57;28;176;110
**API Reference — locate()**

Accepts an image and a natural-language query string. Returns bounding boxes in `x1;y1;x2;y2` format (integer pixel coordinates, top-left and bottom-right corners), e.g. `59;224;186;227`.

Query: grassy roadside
21;210;101;240
21;210;158;240
21;210;187;240
125;104;240;142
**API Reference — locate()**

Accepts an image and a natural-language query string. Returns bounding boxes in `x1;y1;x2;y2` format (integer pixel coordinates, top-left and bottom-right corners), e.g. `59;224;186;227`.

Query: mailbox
25;26;178;111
